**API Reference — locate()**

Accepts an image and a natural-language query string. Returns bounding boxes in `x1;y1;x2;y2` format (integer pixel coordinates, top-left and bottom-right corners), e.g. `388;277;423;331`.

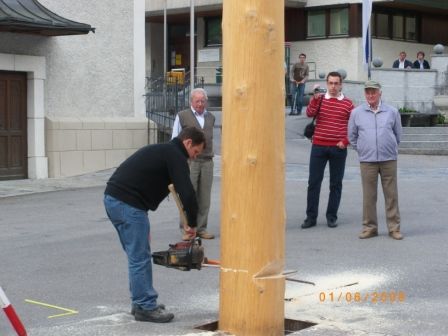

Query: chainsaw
152;237;205;271
152;184;206;271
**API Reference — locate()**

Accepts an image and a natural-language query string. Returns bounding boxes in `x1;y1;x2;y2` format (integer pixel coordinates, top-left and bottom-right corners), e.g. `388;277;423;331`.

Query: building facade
146;0;448;83
1;0;147;180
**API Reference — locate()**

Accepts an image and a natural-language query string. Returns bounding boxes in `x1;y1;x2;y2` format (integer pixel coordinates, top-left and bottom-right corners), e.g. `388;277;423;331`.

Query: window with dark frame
329;8;349;36
205;17;222;46
307;10;325;38
306;7;349;38
371;9;417;42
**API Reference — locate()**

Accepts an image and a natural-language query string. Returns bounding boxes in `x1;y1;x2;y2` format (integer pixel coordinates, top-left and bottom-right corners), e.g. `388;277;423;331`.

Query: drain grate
195;318;317;335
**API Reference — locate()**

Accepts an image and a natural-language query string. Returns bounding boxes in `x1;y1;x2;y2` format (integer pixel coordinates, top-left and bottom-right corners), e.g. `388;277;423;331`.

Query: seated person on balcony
392;51;412;69
413;51;430;69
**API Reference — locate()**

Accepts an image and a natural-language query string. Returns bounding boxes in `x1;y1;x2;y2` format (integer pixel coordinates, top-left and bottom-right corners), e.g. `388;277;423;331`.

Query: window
371;9;418;42
205;17;222;46
307;10;325;38
405;17;416;41
330;8;348;36
376;13;389;38
307;7;349;38
392;15;403;39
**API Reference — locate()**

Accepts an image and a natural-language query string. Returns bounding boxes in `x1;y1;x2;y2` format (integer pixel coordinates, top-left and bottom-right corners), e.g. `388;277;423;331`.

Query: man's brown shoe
359;230;378;239
389;231;403;240
197;231;215;239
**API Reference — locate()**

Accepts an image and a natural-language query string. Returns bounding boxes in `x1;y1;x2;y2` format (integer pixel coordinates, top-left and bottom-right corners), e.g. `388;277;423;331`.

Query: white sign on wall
198;48;220;62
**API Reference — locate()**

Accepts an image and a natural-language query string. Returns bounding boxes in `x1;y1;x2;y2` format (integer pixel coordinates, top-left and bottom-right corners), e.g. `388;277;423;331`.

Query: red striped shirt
306;95;354;146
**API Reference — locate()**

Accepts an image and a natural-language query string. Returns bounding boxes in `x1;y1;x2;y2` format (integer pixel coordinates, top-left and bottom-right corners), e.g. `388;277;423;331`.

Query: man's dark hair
327;71;342;83
299;53;306;58
178;126;206;148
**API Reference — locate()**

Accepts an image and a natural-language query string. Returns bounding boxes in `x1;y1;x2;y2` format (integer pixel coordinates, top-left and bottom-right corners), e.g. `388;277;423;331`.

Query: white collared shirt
369;100;382;114
171;107;207;139
324;92;345;101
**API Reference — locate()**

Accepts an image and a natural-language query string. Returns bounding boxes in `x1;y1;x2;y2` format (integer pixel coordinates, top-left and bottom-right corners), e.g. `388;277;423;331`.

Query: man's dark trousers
306;145;347;222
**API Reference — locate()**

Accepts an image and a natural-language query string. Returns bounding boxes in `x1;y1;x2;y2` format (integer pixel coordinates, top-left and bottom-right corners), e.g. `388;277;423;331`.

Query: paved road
1;111;447;335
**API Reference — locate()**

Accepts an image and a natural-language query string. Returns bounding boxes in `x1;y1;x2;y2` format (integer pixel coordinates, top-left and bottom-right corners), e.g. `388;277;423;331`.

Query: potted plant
399;107;417;127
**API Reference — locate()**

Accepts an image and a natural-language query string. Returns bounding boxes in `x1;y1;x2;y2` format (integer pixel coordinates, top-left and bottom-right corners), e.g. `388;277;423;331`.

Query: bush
399;107;417;114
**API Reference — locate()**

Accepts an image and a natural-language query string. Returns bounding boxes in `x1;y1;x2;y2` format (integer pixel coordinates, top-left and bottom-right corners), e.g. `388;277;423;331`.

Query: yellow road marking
25;299;78;319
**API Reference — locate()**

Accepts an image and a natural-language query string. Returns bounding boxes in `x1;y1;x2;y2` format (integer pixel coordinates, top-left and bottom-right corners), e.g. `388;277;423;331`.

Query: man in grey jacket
348;80;403;240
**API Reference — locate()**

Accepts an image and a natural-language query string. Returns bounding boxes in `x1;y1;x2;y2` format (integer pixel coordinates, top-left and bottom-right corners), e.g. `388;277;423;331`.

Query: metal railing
145;72;204;144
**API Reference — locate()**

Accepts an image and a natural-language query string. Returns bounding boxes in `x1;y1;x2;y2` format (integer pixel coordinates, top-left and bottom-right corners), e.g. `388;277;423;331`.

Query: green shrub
399;107;417;114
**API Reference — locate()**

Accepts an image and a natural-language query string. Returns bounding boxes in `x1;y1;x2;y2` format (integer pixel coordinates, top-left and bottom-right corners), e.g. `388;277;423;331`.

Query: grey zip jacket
348;102;402;162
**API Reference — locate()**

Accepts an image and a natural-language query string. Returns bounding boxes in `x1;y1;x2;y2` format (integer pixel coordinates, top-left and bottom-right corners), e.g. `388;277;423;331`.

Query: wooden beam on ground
219;1;285;335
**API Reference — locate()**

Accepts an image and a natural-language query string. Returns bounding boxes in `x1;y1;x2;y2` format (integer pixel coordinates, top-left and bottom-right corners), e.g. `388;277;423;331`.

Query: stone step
401;133;448;141
399;126;448;154
402;126;448;134
399;148;448;155
399;140;448;149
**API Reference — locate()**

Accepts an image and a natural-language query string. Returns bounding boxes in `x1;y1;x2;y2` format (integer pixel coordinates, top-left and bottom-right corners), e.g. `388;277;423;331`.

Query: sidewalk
2;109;447;199
0;169;113;198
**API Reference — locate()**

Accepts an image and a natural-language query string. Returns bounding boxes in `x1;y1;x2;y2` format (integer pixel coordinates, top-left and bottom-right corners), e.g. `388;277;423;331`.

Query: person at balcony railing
172;88;216;240
413;51;430;70
392;51;413;69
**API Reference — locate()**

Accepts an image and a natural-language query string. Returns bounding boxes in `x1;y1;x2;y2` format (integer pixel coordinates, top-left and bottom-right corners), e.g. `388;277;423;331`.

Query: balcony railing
145;72;204;143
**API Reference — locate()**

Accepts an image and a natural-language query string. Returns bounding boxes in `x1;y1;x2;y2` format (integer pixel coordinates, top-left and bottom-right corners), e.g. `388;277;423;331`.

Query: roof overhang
0;0;95;36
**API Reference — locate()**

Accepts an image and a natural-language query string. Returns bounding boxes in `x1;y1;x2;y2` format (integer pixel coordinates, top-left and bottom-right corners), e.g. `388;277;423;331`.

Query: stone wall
46;117;153;178
371;69;438;113
299;52;448;113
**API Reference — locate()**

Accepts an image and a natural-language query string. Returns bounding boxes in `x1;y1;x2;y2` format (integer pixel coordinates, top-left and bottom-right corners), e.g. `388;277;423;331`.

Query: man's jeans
103;194;158;310
292;82;305;114
306;145;347;222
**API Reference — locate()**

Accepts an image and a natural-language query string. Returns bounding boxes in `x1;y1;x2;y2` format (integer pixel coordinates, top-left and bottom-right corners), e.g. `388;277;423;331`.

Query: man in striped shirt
302;71;354;229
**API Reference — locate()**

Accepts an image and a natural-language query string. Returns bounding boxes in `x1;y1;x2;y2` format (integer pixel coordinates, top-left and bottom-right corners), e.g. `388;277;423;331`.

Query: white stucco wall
289;38;365;81
288;38;437;83
371;39;434;71
0;0;148;178
0;0;138;118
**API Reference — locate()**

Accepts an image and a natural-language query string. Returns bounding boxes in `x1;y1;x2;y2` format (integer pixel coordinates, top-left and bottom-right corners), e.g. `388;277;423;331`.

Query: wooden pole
219;1;285;335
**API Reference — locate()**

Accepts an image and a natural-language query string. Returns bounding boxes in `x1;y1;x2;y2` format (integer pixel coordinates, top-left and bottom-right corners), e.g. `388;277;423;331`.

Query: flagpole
368;26;372;80
362;0;373;80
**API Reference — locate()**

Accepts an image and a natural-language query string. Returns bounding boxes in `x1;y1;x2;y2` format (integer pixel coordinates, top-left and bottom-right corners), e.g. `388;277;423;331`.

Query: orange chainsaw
152;184;210;271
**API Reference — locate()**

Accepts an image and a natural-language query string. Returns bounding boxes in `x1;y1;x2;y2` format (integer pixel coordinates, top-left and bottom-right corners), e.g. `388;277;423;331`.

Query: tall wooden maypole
219;0;285;335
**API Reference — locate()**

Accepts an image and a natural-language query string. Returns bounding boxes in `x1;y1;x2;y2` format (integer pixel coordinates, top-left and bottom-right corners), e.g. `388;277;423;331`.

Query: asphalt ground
1;110;448;335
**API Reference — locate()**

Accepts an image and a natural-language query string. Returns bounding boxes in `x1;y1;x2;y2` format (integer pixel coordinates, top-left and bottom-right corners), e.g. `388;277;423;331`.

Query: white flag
362;0;373;67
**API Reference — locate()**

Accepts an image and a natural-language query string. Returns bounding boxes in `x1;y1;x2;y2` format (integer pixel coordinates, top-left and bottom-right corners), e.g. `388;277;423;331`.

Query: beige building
146;0;448;82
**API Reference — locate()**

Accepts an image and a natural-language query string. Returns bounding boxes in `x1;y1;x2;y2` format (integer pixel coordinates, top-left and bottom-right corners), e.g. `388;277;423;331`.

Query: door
0;71;27;180
169;24;191;71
